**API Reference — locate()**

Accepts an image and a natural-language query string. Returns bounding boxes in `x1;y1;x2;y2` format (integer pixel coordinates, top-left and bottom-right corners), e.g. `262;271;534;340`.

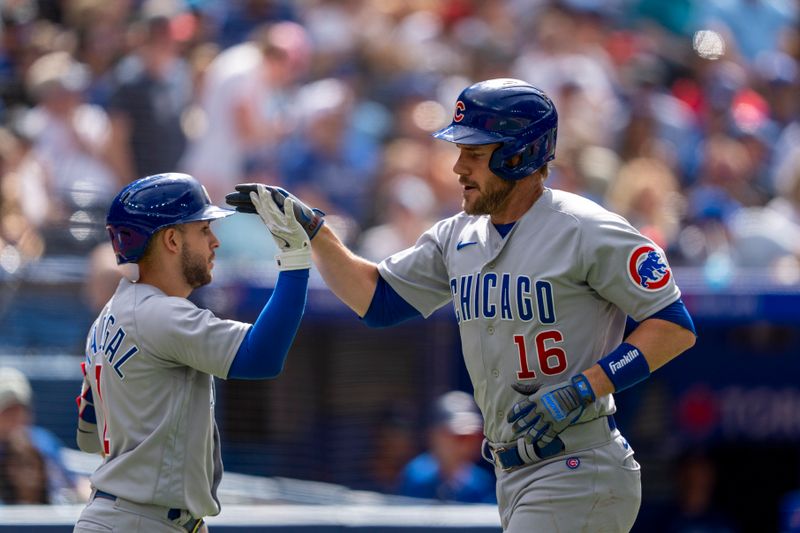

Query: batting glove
247;184;311;271
507;374;596;448
226;184;325;240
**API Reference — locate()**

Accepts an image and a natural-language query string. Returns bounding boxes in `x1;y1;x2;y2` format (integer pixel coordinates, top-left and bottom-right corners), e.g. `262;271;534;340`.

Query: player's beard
181;245;212;289
464;175;518;216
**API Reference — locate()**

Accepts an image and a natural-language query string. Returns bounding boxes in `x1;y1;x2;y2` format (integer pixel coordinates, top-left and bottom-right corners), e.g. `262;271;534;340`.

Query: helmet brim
183;205;236;224
432;124;508;145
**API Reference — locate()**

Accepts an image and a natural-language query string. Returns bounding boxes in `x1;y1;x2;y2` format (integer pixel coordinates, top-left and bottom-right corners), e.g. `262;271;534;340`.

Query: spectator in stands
361;402;417;494
0;428;49;504
82;242;126;313
277;77;381;231
106;14;193;182
680;135;753;264
639;449;739;533
724;145;800;269
770;146;800;230
67;0;130;108
769;55;800;186
396;391;496;503
214;0;298;50
356;173;437;262
0;127;45;270
606;157;684;252
0;367;84;503
380;137;463;220
616;54;702;182
181;21;311;203
18;50;118;252
698;0;797;65
571;145;620;205
512;3;621;154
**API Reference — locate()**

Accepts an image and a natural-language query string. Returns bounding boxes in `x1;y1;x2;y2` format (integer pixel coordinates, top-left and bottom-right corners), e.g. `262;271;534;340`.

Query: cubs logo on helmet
628;245;671;290
453;101;466;122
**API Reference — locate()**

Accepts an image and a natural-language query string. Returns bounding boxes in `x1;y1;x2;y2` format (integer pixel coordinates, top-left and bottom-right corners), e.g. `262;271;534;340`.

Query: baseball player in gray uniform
228;78;697;532
74;174;316;532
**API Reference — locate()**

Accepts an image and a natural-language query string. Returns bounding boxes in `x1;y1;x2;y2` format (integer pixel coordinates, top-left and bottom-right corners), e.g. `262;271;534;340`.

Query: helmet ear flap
489;142;524;181
107;225;150;265
489;126;557;181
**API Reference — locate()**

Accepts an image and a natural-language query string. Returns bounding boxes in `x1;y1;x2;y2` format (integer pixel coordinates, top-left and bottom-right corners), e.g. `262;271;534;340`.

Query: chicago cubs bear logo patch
566;457;581;469
627;245;671;291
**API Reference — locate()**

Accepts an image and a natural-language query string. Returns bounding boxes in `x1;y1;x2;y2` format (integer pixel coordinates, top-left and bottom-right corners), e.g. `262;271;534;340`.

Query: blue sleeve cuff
362;275;422;328
624;316;639;337
649;298;696;336
228;269;309;379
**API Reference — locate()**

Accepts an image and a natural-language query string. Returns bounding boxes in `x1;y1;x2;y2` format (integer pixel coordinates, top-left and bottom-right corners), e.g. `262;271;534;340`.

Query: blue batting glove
507;374;596;447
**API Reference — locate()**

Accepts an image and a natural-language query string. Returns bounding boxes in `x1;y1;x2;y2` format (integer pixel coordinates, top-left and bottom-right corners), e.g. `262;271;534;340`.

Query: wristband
571;373;596;404
276;248;312;271
597;342;651;393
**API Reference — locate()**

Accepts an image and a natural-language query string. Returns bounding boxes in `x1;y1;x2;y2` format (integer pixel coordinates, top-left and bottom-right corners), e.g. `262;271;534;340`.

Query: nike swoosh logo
456;241;478;251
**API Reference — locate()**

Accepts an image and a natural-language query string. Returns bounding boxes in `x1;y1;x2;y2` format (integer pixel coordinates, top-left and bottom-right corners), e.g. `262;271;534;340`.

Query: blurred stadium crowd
0;0;800;530
0;0;799;278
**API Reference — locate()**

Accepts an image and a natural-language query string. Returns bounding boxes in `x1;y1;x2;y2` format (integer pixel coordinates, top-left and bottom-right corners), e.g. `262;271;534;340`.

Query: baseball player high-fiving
74;174;313;532
231;79;696;532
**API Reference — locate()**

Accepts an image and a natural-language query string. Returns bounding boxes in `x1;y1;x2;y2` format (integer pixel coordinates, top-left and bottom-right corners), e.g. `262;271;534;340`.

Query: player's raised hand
507;374;596;449
242;183;312;270
226;184;325;240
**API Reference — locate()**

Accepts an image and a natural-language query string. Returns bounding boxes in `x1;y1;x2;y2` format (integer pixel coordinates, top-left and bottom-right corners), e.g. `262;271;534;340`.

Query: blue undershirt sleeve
362;275;423;328
630;298;696;336
228;269;310;379
624;316;639;337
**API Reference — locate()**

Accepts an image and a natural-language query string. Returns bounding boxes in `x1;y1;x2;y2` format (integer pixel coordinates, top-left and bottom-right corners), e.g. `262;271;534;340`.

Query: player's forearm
582;364;615;398
585;318;695;397
107;114;136;183
625;318;696;372
311;224;379;316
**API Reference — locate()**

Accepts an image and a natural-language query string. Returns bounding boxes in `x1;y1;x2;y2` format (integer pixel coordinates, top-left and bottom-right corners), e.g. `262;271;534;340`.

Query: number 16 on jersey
513;331;568;380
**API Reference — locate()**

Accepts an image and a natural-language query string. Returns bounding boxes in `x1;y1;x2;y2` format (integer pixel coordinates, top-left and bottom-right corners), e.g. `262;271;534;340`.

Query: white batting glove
249;185;311;271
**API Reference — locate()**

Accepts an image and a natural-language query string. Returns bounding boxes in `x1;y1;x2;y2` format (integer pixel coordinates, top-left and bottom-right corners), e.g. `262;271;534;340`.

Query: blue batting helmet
106;173;233;264
433;78;558;181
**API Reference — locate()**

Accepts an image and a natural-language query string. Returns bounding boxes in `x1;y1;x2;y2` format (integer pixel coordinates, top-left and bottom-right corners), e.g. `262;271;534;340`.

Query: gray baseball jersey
378;188;680;444
76;278;249;518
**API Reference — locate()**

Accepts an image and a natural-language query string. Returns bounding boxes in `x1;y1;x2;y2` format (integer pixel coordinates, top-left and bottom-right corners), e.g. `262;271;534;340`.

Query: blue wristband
597;343;651;393
571;374;596;404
